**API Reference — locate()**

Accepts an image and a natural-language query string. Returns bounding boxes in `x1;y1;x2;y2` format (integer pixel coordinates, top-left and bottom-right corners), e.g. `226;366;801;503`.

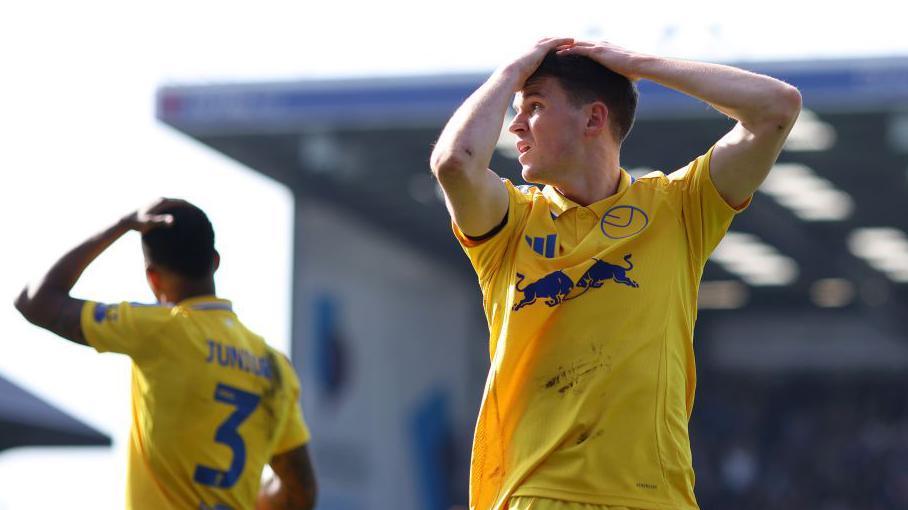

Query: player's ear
146;266;162;296
585;102;609;136
212;250;221;273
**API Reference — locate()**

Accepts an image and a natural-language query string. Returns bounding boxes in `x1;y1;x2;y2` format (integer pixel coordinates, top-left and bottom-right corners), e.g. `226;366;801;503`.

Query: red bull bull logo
513;271;575;311
576;254;639;289
512;254;639;312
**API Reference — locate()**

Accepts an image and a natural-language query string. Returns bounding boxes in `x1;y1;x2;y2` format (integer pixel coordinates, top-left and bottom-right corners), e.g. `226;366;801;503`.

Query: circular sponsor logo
600;205;649;239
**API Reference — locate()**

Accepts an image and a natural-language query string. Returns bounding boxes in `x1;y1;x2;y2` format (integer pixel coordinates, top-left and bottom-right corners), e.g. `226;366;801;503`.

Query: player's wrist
116;212;140;232
622;53;660;82
494;62;534;91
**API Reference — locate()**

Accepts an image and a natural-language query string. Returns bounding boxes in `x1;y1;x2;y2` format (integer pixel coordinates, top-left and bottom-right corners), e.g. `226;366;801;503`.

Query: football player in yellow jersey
15;198;317;510
430;38;801;510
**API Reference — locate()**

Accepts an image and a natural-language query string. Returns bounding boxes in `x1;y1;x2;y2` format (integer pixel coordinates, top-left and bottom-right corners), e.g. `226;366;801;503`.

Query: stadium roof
0;374;111;452
157;57;908;336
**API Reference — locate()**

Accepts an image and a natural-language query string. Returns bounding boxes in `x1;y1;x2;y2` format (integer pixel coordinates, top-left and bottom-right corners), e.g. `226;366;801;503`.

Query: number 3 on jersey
194;383;261;488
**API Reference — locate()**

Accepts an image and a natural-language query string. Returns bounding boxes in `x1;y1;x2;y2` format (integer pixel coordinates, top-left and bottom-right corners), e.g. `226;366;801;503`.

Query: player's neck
165;279;217;304
555;151;622;206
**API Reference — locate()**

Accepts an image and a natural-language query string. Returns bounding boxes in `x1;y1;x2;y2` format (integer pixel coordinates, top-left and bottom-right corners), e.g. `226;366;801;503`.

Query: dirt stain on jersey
260;350;288;441
542;344;612;396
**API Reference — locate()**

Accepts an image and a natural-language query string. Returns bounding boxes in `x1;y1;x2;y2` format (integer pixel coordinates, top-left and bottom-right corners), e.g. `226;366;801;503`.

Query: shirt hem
511;486;699;510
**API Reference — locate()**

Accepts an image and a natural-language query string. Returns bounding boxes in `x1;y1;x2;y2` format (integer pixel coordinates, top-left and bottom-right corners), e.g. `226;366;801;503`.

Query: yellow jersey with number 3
81;296;310;510
455;149;746;510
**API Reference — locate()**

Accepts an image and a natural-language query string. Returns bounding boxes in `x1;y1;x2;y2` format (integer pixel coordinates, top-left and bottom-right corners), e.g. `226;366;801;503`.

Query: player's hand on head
123;197;185;233
503;37;575;84
556;40;646;81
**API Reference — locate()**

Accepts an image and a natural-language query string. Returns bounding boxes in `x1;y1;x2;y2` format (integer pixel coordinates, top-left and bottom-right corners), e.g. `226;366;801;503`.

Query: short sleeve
452;180;532;286
668;147;750;265
80;301;170;358
272;353;311;454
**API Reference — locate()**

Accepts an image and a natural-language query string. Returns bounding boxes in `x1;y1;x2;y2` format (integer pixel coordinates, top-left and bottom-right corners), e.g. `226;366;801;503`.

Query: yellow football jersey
81;296;310;510
454;148;745;510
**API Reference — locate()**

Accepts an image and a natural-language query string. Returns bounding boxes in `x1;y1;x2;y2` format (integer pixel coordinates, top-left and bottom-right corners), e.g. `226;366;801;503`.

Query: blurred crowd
691;374;908;510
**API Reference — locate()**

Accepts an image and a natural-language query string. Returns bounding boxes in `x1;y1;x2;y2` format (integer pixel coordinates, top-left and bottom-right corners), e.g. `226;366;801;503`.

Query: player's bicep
710;119;795;208
31;295;88;346
268;445;317;510
437;167;509;238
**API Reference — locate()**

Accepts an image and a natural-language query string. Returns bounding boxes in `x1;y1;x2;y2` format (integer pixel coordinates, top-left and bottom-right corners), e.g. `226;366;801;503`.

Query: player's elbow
430;146;474;185
778;84;802;119
766;84;802;129
13;287;38;323
13;286;57;329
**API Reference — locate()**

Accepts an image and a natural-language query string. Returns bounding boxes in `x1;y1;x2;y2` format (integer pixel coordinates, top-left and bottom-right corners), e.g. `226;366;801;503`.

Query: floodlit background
2;1;907;509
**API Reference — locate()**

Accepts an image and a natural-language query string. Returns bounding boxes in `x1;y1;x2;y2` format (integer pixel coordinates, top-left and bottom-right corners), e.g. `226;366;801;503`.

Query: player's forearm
633;56;801;128
14;217;130;323
430;67;521;183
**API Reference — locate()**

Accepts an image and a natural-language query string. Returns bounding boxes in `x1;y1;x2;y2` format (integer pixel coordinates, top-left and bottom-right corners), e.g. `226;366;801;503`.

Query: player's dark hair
141;203;216;279
526;51;638;143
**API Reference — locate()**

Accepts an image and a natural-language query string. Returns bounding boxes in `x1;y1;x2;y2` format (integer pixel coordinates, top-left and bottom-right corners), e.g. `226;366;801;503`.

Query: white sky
1;0;906;508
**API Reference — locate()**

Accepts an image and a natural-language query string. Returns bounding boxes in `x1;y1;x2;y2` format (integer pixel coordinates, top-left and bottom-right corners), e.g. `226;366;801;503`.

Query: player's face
509;77;587;185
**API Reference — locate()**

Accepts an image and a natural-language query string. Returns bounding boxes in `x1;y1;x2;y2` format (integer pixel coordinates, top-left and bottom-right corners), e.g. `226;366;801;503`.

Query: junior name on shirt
204;339;273;380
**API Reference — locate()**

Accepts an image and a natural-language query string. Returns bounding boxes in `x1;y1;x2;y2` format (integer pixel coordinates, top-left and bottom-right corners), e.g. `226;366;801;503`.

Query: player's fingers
136;214;174;233
537;36;572;43
557;46;591;55
149;214;174;226
541;37;574;49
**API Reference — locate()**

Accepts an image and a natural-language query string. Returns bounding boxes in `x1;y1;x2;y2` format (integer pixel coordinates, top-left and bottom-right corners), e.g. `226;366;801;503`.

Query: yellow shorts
508;496;639;510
